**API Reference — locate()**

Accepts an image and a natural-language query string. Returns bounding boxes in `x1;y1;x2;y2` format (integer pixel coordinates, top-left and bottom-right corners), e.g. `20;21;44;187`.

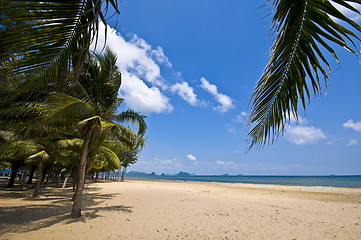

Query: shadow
0;182;133;235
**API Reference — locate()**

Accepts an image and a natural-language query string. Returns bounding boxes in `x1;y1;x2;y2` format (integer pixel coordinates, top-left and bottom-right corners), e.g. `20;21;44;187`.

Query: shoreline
124;176;361;189
1;179;361;239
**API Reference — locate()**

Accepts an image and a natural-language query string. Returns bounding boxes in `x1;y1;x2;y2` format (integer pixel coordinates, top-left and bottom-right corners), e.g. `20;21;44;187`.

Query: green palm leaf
98;146;121;169
0;0;119;89
113;110;148;136
246;0;361;149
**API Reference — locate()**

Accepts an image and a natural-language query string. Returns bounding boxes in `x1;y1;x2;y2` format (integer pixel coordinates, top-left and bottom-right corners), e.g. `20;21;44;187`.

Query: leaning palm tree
47;48;147;218
247;0;361;148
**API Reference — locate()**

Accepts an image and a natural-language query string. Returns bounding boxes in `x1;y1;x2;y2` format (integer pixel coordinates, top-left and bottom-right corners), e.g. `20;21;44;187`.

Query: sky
93;0;361;175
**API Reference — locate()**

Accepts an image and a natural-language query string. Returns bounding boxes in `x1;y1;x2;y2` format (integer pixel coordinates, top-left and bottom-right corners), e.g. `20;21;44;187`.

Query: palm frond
58;138;84;148
98;146;121;169
113;110;148;136
28;150;49;160
0;0;120;90
246;0;361;149
47;93;95;123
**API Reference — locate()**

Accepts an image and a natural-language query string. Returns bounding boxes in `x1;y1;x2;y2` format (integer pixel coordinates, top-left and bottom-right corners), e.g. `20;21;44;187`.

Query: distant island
177;171;191;176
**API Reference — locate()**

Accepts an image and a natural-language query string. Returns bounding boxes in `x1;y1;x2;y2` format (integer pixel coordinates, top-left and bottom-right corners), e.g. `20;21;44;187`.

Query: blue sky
94;1;361;175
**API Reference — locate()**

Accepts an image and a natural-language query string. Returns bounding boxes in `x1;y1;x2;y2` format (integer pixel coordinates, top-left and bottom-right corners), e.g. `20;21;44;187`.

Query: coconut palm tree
46;48;147;218
119;148;139;182
246;0;361;149
0;131;44;188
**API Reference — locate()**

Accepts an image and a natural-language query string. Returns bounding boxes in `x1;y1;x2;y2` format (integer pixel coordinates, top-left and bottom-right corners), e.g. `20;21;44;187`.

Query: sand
0;179;361;239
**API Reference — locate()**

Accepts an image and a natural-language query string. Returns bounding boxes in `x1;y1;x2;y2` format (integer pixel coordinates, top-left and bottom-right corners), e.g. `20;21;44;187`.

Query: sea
123;174;361;188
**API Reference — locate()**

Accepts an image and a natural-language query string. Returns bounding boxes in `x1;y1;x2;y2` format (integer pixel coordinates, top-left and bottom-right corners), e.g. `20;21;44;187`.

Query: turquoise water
124;174;361;188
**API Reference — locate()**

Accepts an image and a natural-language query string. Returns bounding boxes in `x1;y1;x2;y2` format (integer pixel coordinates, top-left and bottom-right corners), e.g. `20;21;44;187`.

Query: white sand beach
1;179;361;239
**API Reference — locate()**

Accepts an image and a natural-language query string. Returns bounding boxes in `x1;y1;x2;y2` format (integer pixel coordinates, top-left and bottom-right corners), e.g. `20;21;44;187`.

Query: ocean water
124;174;361;188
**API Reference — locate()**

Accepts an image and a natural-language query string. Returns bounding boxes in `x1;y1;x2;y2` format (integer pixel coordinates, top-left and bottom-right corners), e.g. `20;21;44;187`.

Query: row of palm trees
1;0;143;218
0;47;147;218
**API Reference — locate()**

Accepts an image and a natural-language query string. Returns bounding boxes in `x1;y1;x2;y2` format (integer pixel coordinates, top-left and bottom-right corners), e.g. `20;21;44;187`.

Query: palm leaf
98;146;121;169
113;110;148;136
246;0;361;149
0;0;120;91
47;93;95;123
28;150;49;160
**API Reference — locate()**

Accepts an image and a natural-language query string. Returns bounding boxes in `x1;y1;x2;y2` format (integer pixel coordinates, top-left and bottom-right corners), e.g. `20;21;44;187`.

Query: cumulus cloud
187;154;197;161
200;77;235;112
91;24;173;113
286;126;327;144
343;119;361;133
121;72;173;113
171;82;203;106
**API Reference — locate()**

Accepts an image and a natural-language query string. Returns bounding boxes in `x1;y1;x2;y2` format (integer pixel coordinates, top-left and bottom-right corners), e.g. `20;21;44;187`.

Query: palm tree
46;48;147;218
0;131;43;188
120;149;139;182
247;0;361;148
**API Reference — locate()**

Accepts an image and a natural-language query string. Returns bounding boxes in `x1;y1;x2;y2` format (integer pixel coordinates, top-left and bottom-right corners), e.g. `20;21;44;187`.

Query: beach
1;179;361;240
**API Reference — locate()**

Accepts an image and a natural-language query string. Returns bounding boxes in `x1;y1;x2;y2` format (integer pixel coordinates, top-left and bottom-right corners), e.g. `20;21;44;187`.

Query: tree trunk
120;167;127;182
73;174;76;192
27;165;35;184
33;160;43;197
19;164;29;190
6;161;22;188
95;171;99;182
62;168;73;189
71;125;93;218
41;163;48;183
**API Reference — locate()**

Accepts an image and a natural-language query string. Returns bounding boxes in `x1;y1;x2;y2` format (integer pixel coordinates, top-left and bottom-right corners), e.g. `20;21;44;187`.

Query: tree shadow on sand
0;183;133;235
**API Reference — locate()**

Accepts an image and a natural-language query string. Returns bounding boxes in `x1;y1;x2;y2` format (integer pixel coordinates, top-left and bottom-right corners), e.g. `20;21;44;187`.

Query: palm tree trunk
95;171;99;182
62;168;73;189
121;167;127;182
71;125;93;218
27;165;35;184
33;160;43;197
73;173;76;192
6;161;22;188
19;164;29;190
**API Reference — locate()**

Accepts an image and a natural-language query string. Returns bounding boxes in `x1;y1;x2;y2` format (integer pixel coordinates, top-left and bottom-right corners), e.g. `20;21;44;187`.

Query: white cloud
288;115;307;125
161;160;173;164
171;82;203;106
91;24;173;113
347;139;359;146
121;72;173;113
343;119;361;133
186;154;197;161
235;111;248;124
200;77;235;112
152;46;172;67
286;126;327;144
216;160;234;166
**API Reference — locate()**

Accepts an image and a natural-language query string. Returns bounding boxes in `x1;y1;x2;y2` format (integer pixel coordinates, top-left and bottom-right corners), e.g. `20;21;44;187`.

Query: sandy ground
0;179;361;240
